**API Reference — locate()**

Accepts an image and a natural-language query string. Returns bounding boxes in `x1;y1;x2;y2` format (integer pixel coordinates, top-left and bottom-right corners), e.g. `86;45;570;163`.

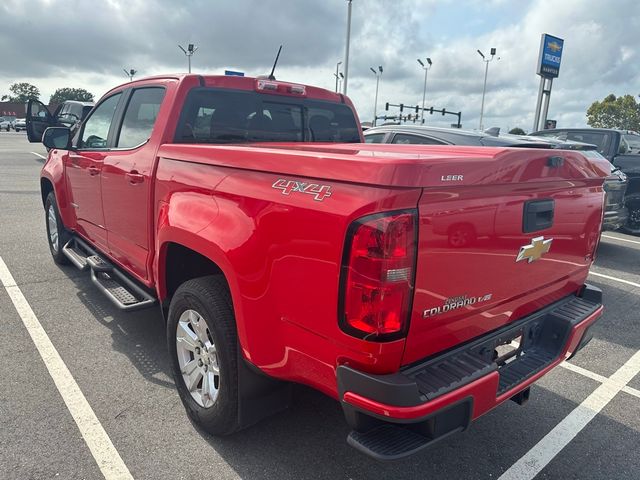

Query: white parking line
0;257;133;480
588;271;640;289
601;234;640;246
498;350;640;480
31;151;47;160
560;362;640;400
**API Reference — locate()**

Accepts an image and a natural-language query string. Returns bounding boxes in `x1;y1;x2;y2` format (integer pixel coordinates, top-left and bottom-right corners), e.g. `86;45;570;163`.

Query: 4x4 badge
516;236;553;263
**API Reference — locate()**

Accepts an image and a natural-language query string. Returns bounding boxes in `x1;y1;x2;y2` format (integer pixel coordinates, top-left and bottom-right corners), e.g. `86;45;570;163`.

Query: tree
509;127;526;135
1;82;40;102
49;87;94;104
587;94;640;131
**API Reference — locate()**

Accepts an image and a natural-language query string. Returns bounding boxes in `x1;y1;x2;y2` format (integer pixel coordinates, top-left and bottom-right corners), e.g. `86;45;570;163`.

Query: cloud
0;0;638;132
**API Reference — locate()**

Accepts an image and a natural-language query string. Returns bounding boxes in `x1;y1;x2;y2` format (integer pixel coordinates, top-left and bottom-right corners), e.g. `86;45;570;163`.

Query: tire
44;192;71;264
622;194;640;236
167;276;241;436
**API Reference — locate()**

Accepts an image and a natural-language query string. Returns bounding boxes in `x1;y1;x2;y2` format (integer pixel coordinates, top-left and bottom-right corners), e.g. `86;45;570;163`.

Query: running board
62;237;156;311
62;238;90;270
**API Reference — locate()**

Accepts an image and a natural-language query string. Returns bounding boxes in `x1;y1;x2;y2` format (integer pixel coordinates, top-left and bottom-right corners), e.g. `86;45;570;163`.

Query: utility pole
334;61;342;93
417;57;432;124
123;68;137;81
370;66;383;126
343;0;353;95
477;47;497;130
178;43;198;73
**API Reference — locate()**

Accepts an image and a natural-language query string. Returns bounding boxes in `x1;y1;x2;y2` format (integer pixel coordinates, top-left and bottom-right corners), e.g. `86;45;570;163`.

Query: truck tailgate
402;149;605;365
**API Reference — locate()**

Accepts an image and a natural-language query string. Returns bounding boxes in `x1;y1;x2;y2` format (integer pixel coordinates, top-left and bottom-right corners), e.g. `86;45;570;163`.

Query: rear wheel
167;276;241;435
622;194;640;236
44;192;71;264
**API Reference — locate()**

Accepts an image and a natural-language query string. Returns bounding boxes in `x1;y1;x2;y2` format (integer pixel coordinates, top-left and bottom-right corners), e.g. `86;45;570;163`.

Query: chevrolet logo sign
547;41;562;53
516;236;553;263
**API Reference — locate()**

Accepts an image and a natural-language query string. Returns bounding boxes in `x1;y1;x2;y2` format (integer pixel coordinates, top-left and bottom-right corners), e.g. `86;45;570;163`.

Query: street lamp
123;68;137;81
417;57;432;124
370;65;383;126
334;61;343;93
477;47;496;130
338;73;344;92
343;0;353;95
178;43;198;73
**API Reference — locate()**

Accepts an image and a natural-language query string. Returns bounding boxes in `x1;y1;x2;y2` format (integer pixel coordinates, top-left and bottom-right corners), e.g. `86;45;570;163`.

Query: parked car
26;100;94;140
531;128;640;235
0;116;15;131
365;125;628;234
13;118;26;132
32;75;606;460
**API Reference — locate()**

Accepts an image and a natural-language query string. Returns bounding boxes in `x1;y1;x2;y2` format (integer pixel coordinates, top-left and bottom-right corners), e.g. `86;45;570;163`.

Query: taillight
339;210;417;341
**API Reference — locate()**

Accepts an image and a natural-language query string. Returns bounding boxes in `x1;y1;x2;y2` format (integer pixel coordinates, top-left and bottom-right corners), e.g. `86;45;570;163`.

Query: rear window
174;87;360;144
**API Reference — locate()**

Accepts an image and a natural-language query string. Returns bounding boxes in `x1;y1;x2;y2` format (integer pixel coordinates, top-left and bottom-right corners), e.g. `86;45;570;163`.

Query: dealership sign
536;33;564;78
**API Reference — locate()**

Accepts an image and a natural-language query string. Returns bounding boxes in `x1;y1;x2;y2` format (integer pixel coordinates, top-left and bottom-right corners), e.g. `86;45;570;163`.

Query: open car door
26;99;55;143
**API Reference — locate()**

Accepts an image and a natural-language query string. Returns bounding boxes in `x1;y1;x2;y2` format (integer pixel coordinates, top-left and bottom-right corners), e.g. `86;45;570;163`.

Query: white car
13;118;26;132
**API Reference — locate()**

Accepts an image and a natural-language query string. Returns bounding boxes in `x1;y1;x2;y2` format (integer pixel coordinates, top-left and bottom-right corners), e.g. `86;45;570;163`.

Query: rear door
101;86;166;281
26;99;55;143
402;149;605;365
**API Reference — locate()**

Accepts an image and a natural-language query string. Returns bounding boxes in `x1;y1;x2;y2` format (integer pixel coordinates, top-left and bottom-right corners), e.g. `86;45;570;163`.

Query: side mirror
42;127;72;150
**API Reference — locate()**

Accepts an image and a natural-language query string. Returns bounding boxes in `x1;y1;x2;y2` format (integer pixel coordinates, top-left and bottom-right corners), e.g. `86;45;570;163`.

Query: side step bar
62;237;156;311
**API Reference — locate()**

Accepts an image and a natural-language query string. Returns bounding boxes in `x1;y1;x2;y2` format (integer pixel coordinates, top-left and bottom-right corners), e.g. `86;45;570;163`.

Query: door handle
88;166;100;176
126;171;144;184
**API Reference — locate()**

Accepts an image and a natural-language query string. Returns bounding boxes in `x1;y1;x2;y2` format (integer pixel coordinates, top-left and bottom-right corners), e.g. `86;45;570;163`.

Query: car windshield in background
175;88;360;144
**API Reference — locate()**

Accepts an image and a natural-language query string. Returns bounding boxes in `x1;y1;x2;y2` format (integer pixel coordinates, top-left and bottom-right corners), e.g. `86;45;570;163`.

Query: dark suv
531;128;639;234
365;125;629;232
26;99;94;142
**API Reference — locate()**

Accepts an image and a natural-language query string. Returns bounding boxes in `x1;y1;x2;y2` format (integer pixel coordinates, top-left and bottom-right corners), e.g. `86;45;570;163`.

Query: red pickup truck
30;74;607;460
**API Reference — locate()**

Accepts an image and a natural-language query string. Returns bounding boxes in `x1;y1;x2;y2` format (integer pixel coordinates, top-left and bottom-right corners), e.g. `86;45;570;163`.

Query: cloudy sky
1;0;638;132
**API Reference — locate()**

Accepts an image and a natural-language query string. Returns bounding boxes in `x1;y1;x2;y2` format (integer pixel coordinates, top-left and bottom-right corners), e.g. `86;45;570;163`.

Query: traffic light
442;109;446;116
415;105;419;113
429;107;433;114
400;103;404;112
385;102;389;111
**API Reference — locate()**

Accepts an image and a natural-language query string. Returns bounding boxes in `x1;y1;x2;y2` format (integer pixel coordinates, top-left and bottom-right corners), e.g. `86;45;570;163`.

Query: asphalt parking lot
1;131;639;480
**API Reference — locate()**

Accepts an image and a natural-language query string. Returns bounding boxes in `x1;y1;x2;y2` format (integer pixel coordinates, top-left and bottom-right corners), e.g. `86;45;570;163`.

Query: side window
117;88;166;148
80;94;122;149
364;133;386;143
566;132;610;156
621;134;640;155
391;133;445;145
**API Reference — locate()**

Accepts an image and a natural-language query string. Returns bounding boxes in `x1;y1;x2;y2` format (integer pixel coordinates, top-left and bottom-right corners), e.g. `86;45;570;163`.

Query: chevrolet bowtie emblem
516;236;553;263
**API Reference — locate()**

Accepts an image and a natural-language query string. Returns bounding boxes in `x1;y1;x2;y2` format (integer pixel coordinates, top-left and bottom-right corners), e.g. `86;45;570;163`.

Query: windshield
175;87;361;144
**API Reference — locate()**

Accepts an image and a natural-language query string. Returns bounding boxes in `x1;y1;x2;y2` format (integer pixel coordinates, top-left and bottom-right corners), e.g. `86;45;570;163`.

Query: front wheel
167;276;241;435
44;192;71;264
622;195;640;236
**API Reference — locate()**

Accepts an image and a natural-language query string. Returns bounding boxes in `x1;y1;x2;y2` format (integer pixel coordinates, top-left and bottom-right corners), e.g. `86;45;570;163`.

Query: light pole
338;73;344;92
477;47;496;130
343;0;353;95
123;68;137;81
370;65;383;126
334;61;342;93
178;43;198;73
417;57;432;124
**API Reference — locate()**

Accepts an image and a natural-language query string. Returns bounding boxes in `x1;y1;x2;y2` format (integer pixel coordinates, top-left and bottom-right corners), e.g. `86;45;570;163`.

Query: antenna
268;45;283;80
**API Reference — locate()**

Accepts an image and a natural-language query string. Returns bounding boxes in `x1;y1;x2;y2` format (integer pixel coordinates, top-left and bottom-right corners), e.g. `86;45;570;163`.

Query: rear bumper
337;284;603;460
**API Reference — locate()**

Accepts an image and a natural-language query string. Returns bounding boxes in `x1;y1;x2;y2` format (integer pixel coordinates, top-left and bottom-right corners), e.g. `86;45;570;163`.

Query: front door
66;92;123;249
26;99;54;143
